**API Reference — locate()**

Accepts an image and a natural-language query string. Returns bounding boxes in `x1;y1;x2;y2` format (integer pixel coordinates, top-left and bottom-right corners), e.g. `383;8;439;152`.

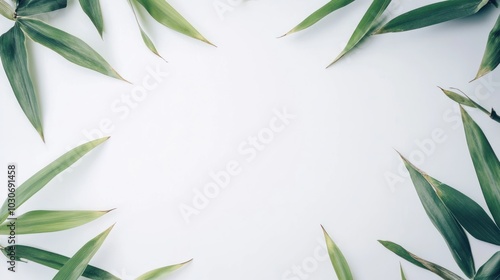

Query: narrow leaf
0;137;109;223
0;24;44;140
461;107;500;226
129;0;164;60
401;155;475;278
79;0;104;37
0;0;15;20
53;225;114;280
134;0;214;46
0;210;112;235
18;18;125;81
281;0;354;37
0;245;119;280
400;264;407;280
475;252;500;280
376;0;490;34
328;0;391;67
379;240;464;280
321;225;353;280
475;13;500;80
136;259;192;280
16;0;67;16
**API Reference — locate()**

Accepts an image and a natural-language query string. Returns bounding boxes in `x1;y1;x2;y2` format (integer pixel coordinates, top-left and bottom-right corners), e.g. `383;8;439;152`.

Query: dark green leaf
79;0;104;37
475;252;500;280
16;0;67;16
475;14;500;80
136;259;192;280
322;225;353;280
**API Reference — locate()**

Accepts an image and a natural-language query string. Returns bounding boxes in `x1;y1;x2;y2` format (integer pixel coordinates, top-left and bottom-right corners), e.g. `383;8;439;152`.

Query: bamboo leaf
0;0;15;20
136;259;192;280
53;225;114;280
376;0;490;34
328;0;391;67
400;264;407;280
461;107;500;226
134;0;214;46
0;24;44;140
0;137;109;224
321;225;353;280
440;88;484;111
0;210;112;235
129;0;164;60
0;245;119;280
475;252;500;280
379;240;465;280
18;18;125;81
401;155;475;278
475;14;500;80
79;0;104;37
16;0;67;16
281;0;354;37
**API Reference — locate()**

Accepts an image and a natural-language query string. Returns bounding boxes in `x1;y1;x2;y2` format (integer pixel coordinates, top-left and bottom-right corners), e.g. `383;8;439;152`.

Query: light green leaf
79;0;104;37
0;210;112;235
0;137;109;224
321;225;353;280
475;252;500;280
400;264;407;280
328;0;391;67
16;0;67;16
0;0;15;20
461;107;500;226
475;14;500;80
53;225;114;280
379;240;464;280
129;0;164;60
376;0;490;34
440;88;485;111
0;245;119;280
0;24;44;140
134;0;214;46
18;18;125;81
281;0;354;37
136;259;192;280
401;155;475;278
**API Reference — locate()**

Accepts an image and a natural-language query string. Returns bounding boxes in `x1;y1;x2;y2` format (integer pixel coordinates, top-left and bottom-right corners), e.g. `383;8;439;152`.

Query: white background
0;0;499;279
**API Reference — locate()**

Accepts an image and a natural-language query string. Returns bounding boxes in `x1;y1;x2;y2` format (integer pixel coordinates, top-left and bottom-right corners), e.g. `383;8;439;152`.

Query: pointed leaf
281;0;354;37
475;252;500;280
136;259;192;280
0;24;44;140
79;0;104;37
400;264;407;280
0;137;109;223
401;156;475;278
328;0;391;67
0;245;119;280
0;0;15;20
134;0;213;46
321;225;353;280
461;107;500;226
16;0;67;16
0;210;112;235
376;0;490;34
475;14;500;80
53;225;114;280
379;240;464;280
129;0;164;59
18;18;125;81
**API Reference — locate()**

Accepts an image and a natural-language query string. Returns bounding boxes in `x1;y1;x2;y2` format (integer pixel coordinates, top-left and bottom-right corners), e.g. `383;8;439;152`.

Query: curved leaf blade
0;0;15;20
321;225;353;280
0;137;109;223
0;245;119;280
136;259;192;280
475;14;500;80
0;24;44;140
79;0;104;37
18;18;125;81
475;252;500;280
129;0;164;60
16;0;67;16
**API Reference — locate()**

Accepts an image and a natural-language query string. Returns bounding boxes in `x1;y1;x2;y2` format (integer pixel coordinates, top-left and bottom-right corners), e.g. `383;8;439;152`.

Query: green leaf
134;0;214;46
401;155;475;278
400;264;407;280
0;0;15;20
475;13;500;80
0;137;109;224
475;252;500;280
375;0;490;34
461;107;500;226
79;0;104;37
440;88;485;112
53;225;114;280
281;0;354;37
136;259;192;280
321;225;353;280
16;0;67;16
0;245;119;280
129;0;164;60
328;0;391;67
0;210;112;235
379;240;464;280
18;18;125;81
0;24;44;140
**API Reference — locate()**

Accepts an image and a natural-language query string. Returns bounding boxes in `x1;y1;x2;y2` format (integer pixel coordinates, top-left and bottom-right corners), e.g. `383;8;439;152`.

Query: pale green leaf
475;252;500;280
475;14;500;80
0;0;15;20
79;0;104;37
400;264;407;280
129;0;164;60
136;259;192;280
321;225;353;280
16;0;67;16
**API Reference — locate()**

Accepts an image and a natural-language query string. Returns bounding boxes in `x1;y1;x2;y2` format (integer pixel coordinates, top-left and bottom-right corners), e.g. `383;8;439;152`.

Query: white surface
0;0;499;279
